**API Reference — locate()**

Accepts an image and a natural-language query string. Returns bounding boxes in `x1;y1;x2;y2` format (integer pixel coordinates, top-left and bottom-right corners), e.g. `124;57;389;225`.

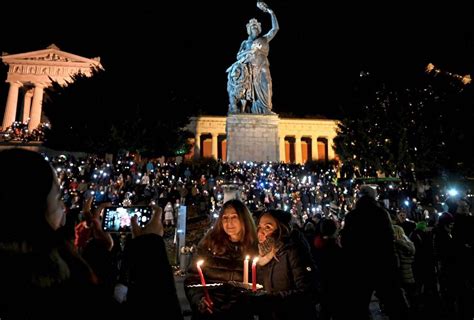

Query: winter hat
415;221;427;232
358;185;377;199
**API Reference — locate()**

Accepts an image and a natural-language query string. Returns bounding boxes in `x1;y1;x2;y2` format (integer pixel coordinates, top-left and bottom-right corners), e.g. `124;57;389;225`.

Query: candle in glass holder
196;260;212;304
243;255;249;284
252;257;259;292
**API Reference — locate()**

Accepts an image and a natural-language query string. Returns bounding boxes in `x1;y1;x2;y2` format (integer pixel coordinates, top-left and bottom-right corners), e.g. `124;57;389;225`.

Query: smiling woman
242;209;319;320
184;199;258;319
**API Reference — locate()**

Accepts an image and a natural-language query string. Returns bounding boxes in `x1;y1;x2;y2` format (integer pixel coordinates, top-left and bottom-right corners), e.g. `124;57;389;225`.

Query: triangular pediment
1;44;101;66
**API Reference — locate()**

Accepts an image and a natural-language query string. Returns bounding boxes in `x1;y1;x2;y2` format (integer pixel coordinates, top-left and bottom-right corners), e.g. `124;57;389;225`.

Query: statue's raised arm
226;2;279;115
257;2;279;42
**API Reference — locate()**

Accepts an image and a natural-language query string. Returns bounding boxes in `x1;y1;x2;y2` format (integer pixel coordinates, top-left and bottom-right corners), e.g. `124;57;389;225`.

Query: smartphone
102;206;152;233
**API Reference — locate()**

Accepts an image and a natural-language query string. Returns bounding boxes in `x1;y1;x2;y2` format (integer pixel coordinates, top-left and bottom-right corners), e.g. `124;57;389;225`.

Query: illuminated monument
1;44;101;131
225;2;280;162
185;3;338;164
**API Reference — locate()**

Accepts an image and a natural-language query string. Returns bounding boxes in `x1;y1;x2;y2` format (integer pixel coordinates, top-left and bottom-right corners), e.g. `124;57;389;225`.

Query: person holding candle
247;209;319;320
184;199;257;319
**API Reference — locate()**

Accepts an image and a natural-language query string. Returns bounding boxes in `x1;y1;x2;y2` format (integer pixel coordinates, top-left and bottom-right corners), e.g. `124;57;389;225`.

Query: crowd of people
1;121;47;142
0;149;472;319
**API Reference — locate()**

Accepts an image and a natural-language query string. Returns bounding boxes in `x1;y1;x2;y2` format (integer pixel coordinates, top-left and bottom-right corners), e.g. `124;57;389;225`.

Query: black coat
256;231;319;320
126;234;183;319
0;234;182;320
340;196;398;276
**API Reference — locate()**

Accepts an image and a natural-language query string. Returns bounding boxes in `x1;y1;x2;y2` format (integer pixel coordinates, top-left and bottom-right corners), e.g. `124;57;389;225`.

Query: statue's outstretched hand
257;2;270;13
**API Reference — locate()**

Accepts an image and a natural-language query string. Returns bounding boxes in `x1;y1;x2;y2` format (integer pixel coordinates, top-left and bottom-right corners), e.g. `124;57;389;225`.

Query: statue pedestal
222;183;241;203
226;114;280;162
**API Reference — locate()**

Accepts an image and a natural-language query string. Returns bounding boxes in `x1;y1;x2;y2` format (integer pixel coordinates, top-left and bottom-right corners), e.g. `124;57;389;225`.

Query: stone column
211;133;218;159
328;137;335;160
279;135;286;163
22;89;33;123
28;84;44;131
311;135;319;161
2;82;21;129
295;135;302;164
194;134;201;159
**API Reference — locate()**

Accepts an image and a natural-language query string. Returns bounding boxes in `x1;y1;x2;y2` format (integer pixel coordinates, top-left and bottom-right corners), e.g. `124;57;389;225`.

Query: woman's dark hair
0;149;55;244
259;209;291;242
200;199;257;255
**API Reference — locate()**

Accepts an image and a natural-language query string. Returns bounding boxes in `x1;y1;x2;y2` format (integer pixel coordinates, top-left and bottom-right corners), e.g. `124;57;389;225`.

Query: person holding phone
0;149;182;320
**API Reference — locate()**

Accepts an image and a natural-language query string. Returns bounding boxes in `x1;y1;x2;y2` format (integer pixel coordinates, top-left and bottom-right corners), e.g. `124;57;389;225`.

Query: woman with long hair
184;199;258;319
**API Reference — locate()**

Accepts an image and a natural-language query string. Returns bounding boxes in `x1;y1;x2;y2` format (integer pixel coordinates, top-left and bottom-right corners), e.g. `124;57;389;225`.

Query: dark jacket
340;196;398;276
126;234;183;319
339;196;403;319
184;243;253;320
255;231;319;320
0;234;182;320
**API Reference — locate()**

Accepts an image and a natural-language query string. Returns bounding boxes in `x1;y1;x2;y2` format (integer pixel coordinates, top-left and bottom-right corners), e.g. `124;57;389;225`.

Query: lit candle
196;260;207;286
252;257;259;292
196;260;212;304
243;255;249;284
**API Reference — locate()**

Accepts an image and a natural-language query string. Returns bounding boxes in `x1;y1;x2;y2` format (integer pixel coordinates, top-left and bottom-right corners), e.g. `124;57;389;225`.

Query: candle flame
197;260;204;267
245;255;250;260
252;257;259;265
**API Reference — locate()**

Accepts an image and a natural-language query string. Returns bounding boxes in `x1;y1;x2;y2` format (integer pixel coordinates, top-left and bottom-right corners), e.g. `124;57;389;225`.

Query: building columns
28;84;44;131
2;82;22;129
311;135;319;161
295;135;302;164
194;134;201;159
22;89;33;124
211;133;218;159
328;137;335;160
279;135;286;162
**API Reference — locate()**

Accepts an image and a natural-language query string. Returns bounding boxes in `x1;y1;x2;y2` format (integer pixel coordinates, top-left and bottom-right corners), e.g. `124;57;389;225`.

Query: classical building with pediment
1;44;101;131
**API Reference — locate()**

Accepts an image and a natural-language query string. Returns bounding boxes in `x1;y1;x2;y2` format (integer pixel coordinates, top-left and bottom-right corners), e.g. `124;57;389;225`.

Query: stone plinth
226;114;279;162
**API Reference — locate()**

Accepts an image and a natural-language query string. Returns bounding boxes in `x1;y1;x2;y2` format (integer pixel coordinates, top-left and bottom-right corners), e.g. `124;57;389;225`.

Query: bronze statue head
246;18;262;36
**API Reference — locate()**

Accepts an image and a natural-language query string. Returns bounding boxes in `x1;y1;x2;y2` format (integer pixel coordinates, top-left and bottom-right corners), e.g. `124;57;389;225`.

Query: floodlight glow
447;189;458;197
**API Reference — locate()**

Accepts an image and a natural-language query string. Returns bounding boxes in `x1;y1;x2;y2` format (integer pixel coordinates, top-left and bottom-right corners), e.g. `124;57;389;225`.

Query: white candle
243;255;249;284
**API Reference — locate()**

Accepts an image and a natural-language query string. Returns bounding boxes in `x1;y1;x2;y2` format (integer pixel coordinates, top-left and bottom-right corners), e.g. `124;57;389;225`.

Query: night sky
0;0;472;118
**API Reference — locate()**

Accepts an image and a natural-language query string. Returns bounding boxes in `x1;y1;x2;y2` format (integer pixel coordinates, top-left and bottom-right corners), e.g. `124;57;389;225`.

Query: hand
82;199;113;251
197;296;213;314
257;1;270;13
90;217;114;251
131;204;164;238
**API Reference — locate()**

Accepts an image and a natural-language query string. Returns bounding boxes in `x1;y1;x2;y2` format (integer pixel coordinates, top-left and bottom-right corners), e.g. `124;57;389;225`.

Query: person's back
340;192;403;319
341;196;397;272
